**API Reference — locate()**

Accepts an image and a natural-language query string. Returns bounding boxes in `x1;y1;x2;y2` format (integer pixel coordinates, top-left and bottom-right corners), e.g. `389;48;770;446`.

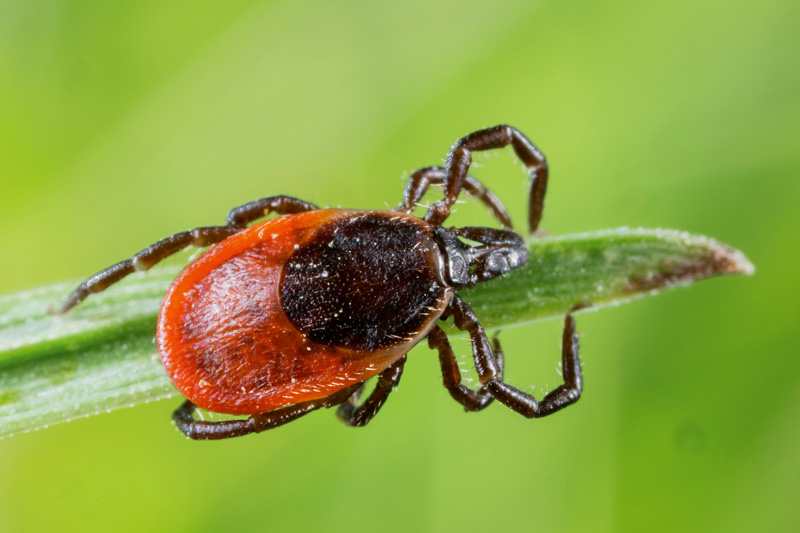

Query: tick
60;125;586;440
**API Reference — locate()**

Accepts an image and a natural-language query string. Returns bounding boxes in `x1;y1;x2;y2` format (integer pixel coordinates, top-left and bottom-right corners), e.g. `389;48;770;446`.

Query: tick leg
444;295;502;387
58;226;237;314
59;195;318;314
226;195;318;228
451;226;525;246
397;166;513;229
173;383;362;440
428;325;504;412
484;308;584;418
336;355;407;427
447;295;587;418
424;125;548;234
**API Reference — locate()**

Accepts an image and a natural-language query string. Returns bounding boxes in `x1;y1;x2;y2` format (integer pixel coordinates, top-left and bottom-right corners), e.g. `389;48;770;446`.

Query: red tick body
157;210;451;415
61;125;587;440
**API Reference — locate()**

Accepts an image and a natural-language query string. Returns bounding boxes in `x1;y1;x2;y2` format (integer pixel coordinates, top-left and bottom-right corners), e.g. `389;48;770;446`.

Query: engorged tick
59;125;587;440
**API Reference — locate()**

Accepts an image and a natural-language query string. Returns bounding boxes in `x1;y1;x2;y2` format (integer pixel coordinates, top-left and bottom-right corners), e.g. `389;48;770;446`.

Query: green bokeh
0;1;797;531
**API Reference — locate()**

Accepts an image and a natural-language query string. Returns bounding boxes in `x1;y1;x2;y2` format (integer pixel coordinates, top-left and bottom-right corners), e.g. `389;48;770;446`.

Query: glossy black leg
58;226;237;314
173;383;362;440
336;355;407;427
445;295;502;383
451;226;526;247
226;195;318;228
397;166;512;229
59;195;317;313
428;325;504;412
446;295;588;419
485;310;583;418
424;125;548;233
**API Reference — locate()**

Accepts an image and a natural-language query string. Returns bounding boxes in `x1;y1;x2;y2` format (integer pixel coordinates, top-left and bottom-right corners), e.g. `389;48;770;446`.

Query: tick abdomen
158;210;451;414
280;211;450;351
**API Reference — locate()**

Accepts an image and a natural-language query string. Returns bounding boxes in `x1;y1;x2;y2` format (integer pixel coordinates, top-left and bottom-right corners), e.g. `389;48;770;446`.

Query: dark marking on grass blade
624;237;754;293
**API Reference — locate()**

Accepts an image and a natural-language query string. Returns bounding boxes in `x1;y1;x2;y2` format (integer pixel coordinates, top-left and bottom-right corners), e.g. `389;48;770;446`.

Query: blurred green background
0;1;797;531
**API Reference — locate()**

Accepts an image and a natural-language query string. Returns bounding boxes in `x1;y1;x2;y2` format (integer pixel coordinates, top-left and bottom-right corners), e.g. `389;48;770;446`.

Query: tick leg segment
452;226;525;247
397;166;513;229
173;383;362;440
226;195;318;228
484;309;583;418
57;226;237;314
59;195;317;314
423;125;548;234
448;295;586;418
428;325;504;412
445;295;502;384
336;354;407;427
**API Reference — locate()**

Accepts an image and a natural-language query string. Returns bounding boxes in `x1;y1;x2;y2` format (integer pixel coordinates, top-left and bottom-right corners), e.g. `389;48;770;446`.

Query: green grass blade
0;228;752;437
454;228;753;330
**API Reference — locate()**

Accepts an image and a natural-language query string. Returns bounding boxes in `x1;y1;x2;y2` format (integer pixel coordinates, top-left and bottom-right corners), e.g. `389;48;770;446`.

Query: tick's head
432;224;529;290
431;225;471;288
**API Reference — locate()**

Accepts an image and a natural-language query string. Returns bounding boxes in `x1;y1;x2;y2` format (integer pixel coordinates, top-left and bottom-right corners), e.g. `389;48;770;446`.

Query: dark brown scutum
280;212;448;351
